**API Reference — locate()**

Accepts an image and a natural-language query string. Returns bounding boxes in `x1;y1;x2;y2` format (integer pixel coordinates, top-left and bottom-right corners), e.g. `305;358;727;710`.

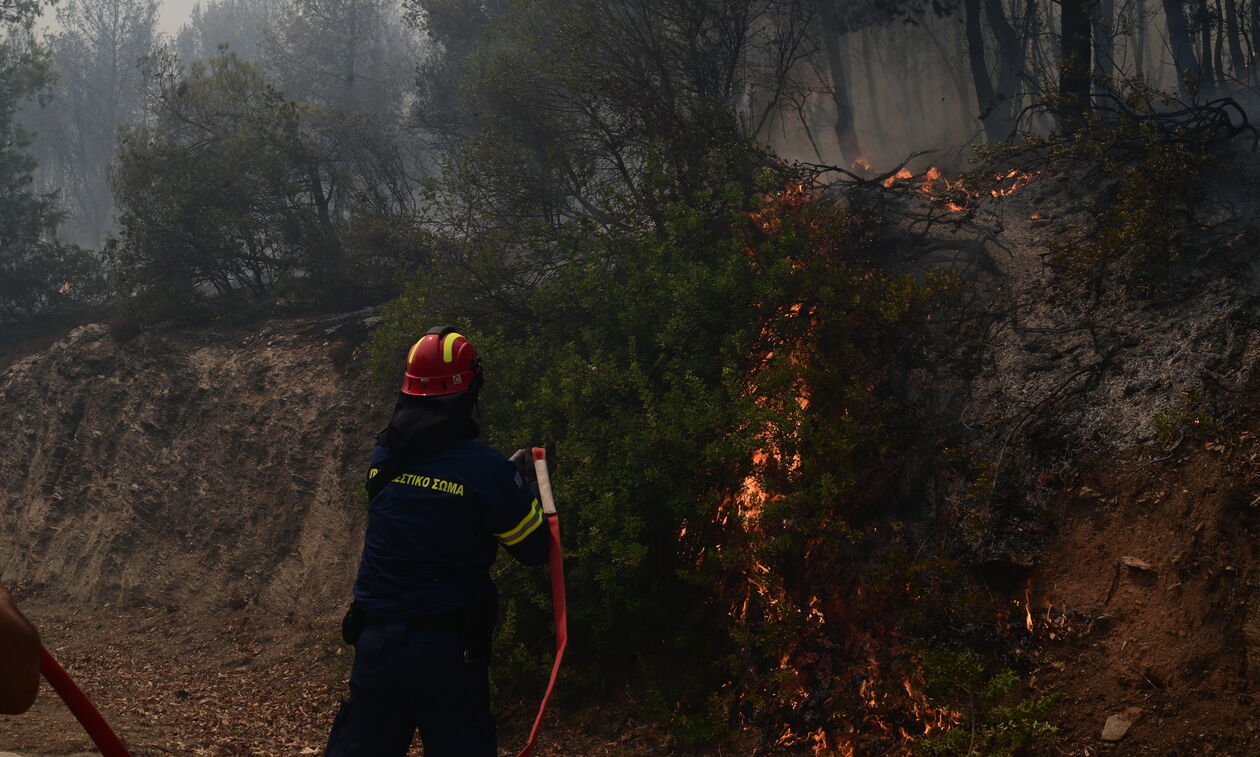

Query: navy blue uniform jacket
352;440;549;620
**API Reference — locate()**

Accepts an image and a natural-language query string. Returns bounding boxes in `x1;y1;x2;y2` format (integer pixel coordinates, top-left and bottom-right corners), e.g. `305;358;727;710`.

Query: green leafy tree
108;50;414;318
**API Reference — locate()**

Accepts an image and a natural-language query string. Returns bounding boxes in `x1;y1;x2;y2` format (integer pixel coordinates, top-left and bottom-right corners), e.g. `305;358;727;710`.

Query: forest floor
0;593;700;756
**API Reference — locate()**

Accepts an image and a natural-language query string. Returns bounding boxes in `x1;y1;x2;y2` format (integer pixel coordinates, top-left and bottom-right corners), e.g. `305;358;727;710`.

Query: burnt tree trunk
1253;1;1260;59
1163;0;1202;92
1214;0;1227;80
963;0;1001;141
1135;0;1149;78
859;30;888;149
818;0;862;169
1060;0;1093;133
1196;0;1216;85
1223;0;1246;78
984;0;1024;134
1252;1;1260;82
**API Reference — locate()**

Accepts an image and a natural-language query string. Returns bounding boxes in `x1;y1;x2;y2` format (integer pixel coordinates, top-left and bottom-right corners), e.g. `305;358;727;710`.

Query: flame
852;156;872;173
1024;580;1035;633
777;726;855;756
900;167;1041;213
883;168;913;188
58;281;72;294
989;169;1038;198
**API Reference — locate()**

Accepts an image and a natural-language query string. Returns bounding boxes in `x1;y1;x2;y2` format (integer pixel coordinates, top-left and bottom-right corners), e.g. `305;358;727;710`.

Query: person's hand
509;444;557;483
0;580;40;715
509;448;536;482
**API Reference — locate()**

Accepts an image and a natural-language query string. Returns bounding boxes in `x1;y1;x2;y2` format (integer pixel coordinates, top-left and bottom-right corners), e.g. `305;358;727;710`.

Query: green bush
108;50;415;320
916;648;1059;757
370;173;959;747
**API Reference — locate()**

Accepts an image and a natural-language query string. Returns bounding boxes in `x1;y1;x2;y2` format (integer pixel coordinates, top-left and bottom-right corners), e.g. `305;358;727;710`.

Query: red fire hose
39;645;131;757
515;447;568;757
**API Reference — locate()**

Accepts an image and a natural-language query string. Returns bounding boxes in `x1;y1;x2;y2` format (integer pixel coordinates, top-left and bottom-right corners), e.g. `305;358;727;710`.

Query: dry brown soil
1025;423;1260;755
0;594;686;756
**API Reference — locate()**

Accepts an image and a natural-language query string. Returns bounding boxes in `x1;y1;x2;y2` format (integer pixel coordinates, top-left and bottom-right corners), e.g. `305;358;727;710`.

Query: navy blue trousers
325;622;497;757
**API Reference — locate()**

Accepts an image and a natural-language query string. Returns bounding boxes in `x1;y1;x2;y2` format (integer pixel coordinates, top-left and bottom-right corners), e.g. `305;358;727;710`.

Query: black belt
364;611;464;632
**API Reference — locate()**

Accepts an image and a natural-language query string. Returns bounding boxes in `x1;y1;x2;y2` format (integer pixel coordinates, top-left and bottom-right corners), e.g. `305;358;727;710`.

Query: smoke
762;11;978;174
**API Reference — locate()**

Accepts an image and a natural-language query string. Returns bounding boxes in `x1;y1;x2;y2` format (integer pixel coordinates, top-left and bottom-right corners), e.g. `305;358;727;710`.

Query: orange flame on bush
737;182;969;754
882;166;1040;212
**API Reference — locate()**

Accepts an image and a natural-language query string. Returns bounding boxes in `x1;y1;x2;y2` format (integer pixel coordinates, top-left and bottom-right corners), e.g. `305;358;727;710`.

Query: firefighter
325;326;550;757
0;579;40;715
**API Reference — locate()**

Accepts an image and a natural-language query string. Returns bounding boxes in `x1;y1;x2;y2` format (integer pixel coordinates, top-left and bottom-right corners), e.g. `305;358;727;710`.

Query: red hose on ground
39;645;131;757
515;448;568;757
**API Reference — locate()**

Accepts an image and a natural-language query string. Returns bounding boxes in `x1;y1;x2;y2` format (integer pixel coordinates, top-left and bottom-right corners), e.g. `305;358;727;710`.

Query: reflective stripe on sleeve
496;499;544;546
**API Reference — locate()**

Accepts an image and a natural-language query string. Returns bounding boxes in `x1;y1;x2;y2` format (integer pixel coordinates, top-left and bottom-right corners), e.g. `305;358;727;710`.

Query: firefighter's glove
509;447;557;484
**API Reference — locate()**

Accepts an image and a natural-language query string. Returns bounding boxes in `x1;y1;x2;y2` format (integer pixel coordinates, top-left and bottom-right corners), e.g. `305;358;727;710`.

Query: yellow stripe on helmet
443;332;464;363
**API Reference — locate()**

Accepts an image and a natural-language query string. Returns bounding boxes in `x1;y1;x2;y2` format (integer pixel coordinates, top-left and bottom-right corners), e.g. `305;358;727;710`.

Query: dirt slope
1025;431;1260;755
0;313;382;618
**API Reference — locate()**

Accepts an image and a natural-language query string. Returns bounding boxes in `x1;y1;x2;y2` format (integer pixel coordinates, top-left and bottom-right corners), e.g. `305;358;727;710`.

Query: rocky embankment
0;311;385;621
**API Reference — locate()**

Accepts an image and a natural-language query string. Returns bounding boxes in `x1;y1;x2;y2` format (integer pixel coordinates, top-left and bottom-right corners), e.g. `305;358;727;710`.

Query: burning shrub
714;183;994;752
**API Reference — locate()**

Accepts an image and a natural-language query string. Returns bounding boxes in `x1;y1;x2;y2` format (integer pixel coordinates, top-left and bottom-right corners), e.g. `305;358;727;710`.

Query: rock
1101;706;1143;741
1120;556;1155;572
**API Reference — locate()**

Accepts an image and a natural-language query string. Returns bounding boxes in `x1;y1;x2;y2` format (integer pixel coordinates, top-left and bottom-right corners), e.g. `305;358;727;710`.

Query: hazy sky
158;0;201;37
36;0;206;37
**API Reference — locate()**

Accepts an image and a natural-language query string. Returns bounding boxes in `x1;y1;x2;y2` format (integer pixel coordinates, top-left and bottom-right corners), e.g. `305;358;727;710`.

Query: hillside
0;313;382;616
3;181;1260;754
0;312;378;754
0;312;691;755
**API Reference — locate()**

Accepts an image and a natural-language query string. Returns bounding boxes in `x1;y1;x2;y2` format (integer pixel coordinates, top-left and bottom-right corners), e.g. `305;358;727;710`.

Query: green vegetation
1153;388;1225;451
364;0;1023;748
917;648;1059;757
107;51;412;320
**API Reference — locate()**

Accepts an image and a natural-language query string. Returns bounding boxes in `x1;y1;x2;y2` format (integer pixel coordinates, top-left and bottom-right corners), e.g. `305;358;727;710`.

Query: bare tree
1060;0;1094;132
24;0;158;248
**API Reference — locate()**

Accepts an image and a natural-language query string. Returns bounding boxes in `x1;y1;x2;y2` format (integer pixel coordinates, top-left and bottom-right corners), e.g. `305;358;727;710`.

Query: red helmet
401;326;482;396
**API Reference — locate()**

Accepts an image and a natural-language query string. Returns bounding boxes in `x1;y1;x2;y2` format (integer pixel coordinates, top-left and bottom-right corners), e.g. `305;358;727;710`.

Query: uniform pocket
351;622;406;681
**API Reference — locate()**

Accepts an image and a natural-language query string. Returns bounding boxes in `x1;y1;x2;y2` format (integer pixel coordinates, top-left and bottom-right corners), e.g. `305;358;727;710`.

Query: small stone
1101;706;1143;741
1121;556;1155;572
